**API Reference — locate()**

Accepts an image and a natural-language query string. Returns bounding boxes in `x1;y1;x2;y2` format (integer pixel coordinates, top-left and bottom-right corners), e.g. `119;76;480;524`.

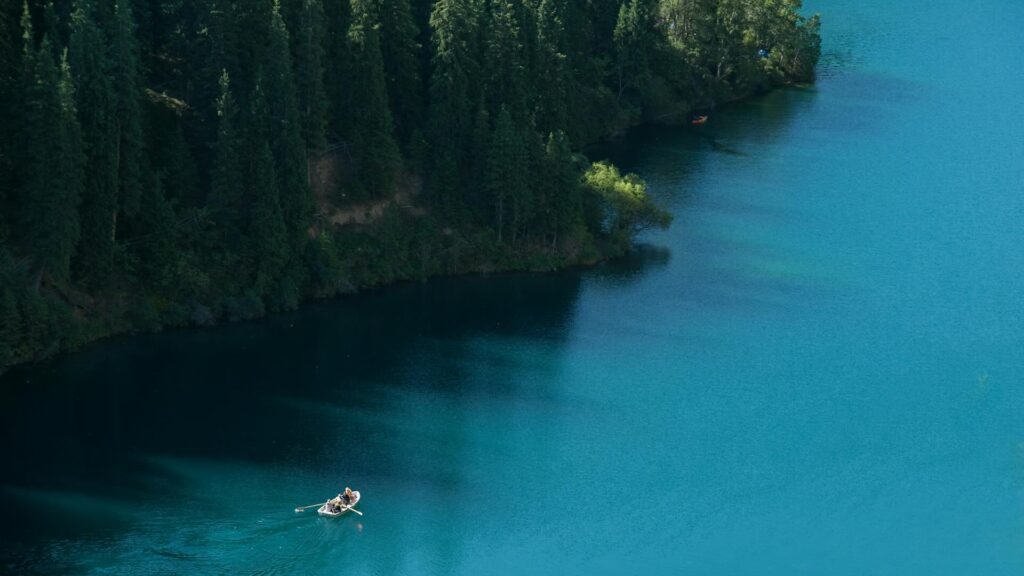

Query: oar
295;502;326;513
341;503;363;517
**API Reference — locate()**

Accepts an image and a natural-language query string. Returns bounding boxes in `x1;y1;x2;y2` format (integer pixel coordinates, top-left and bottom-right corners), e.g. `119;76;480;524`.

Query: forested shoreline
0;0;820;372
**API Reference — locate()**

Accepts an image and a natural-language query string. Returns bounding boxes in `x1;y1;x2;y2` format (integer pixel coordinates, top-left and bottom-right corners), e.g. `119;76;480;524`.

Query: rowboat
317;491;361;517
691;115;709;125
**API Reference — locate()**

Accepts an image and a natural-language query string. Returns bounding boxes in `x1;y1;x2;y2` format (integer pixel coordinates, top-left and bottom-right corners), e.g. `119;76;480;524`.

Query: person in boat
342;487;354;505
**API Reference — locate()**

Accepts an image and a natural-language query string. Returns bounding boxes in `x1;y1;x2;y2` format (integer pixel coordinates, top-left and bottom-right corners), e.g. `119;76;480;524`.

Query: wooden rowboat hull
317;491;361;517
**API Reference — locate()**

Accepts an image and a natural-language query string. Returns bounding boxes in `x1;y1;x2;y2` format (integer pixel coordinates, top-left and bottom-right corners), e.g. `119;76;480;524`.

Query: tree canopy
0;0;820;369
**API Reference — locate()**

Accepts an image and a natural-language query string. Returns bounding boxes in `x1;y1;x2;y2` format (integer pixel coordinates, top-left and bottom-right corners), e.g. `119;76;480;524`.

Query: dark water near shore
3;0;1024;573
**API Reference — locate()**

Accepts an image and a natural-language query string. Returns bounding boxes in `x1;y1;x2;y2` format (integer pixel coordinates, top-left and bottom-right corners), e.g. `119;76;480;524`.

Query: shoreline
0;80;806;377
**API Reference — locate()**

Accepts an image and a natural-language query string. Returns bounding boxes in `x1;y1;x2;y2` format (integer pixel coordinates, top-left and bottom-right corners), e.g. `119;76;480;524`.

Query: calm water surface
3;0;1023;573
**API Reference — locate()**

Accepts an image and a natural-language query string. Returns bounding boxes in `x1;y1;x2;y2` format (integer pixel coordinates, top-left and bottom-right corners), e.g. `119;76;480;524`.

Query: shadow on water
0;271;586;537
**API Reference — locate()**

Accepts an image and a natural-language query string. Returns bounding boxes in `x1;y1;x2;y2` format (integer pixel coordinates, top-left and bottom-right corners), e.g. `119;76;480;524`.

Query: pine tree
485;107;527;244
544;130;581;242
190;0;241;174
484;0;529;121
134;170;178;288
0;0;23;206
323;0;351;141
208;70;245;243
613;0;652;103
112;0;146;226
265;1;314;237
345;6;401;199
281;0;328;151
535;0;570;135
468;104;491;217
366;0;422;146
156;120;200;205
0;286;21;367
427;0;478;210
21;39;84;285
69;0;119;284
247;137;289;295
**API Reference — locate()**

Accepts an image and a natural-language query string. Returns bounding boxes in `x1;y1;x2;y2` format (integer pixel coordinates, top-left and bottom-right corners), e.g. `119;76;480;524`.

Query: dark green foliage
0;0;819;367
264;2;314;237
0;1;23;210
208;70;245;244
281;0;328;150
133;171;177;288
322;0;351;140
247;140;289;295
111;0;145;223
0;284;21;368
426;0;478;211
613;0;652;103
534;0;569;136
343;6;401;200
484;0;529;121
543;130;582;242
485;107;527;244
68;0;117;284
367;0;423;146
21;39;84;284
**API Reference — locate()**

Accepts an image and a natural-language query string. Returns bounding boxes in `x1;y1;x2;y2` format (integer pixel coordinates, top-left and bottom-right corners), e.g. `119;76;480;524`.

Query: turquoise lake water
3;0;1024;573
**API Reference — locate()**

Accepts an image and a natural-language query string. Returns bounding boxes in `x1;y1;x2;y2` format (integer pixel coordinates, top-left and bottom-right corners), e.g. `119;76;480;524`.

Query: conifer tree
112;0;146;225
468;104;491;216
544;130;581;242
208;70;245;242
485;107;526;244
344;6;401;199
0;286;21;367
69;0;118;283
484;0;528;121
247;136;289;295
191;0;241;168
282;0;328;150
427;0;478;209
134;170;177;287
535;0;570;135
368;0;422;146
323;0;351;140
0;0;23;203
613;0;652;103
21;41;84;285
265;1;314;237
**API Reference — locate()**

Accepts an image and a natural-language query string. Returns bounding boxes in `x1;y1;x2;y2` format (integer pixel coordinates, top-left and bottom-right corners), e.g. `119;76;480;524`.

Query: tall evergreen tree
111;0;146;227
344;5;401;199
613;0;652;103
247;136;289;294
426;0;478;210
134;169;178;287
535;0;570;135
0;0;23;207
281;0;328;151
544;129;580;242
21;40;84;285
484;0;529;121
323;0;351;141
208;70;245;243
364;0;422;146
0;285;19;367
485;106;527;244
264;1;314;237
190;0;241;176
69;0;118;283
